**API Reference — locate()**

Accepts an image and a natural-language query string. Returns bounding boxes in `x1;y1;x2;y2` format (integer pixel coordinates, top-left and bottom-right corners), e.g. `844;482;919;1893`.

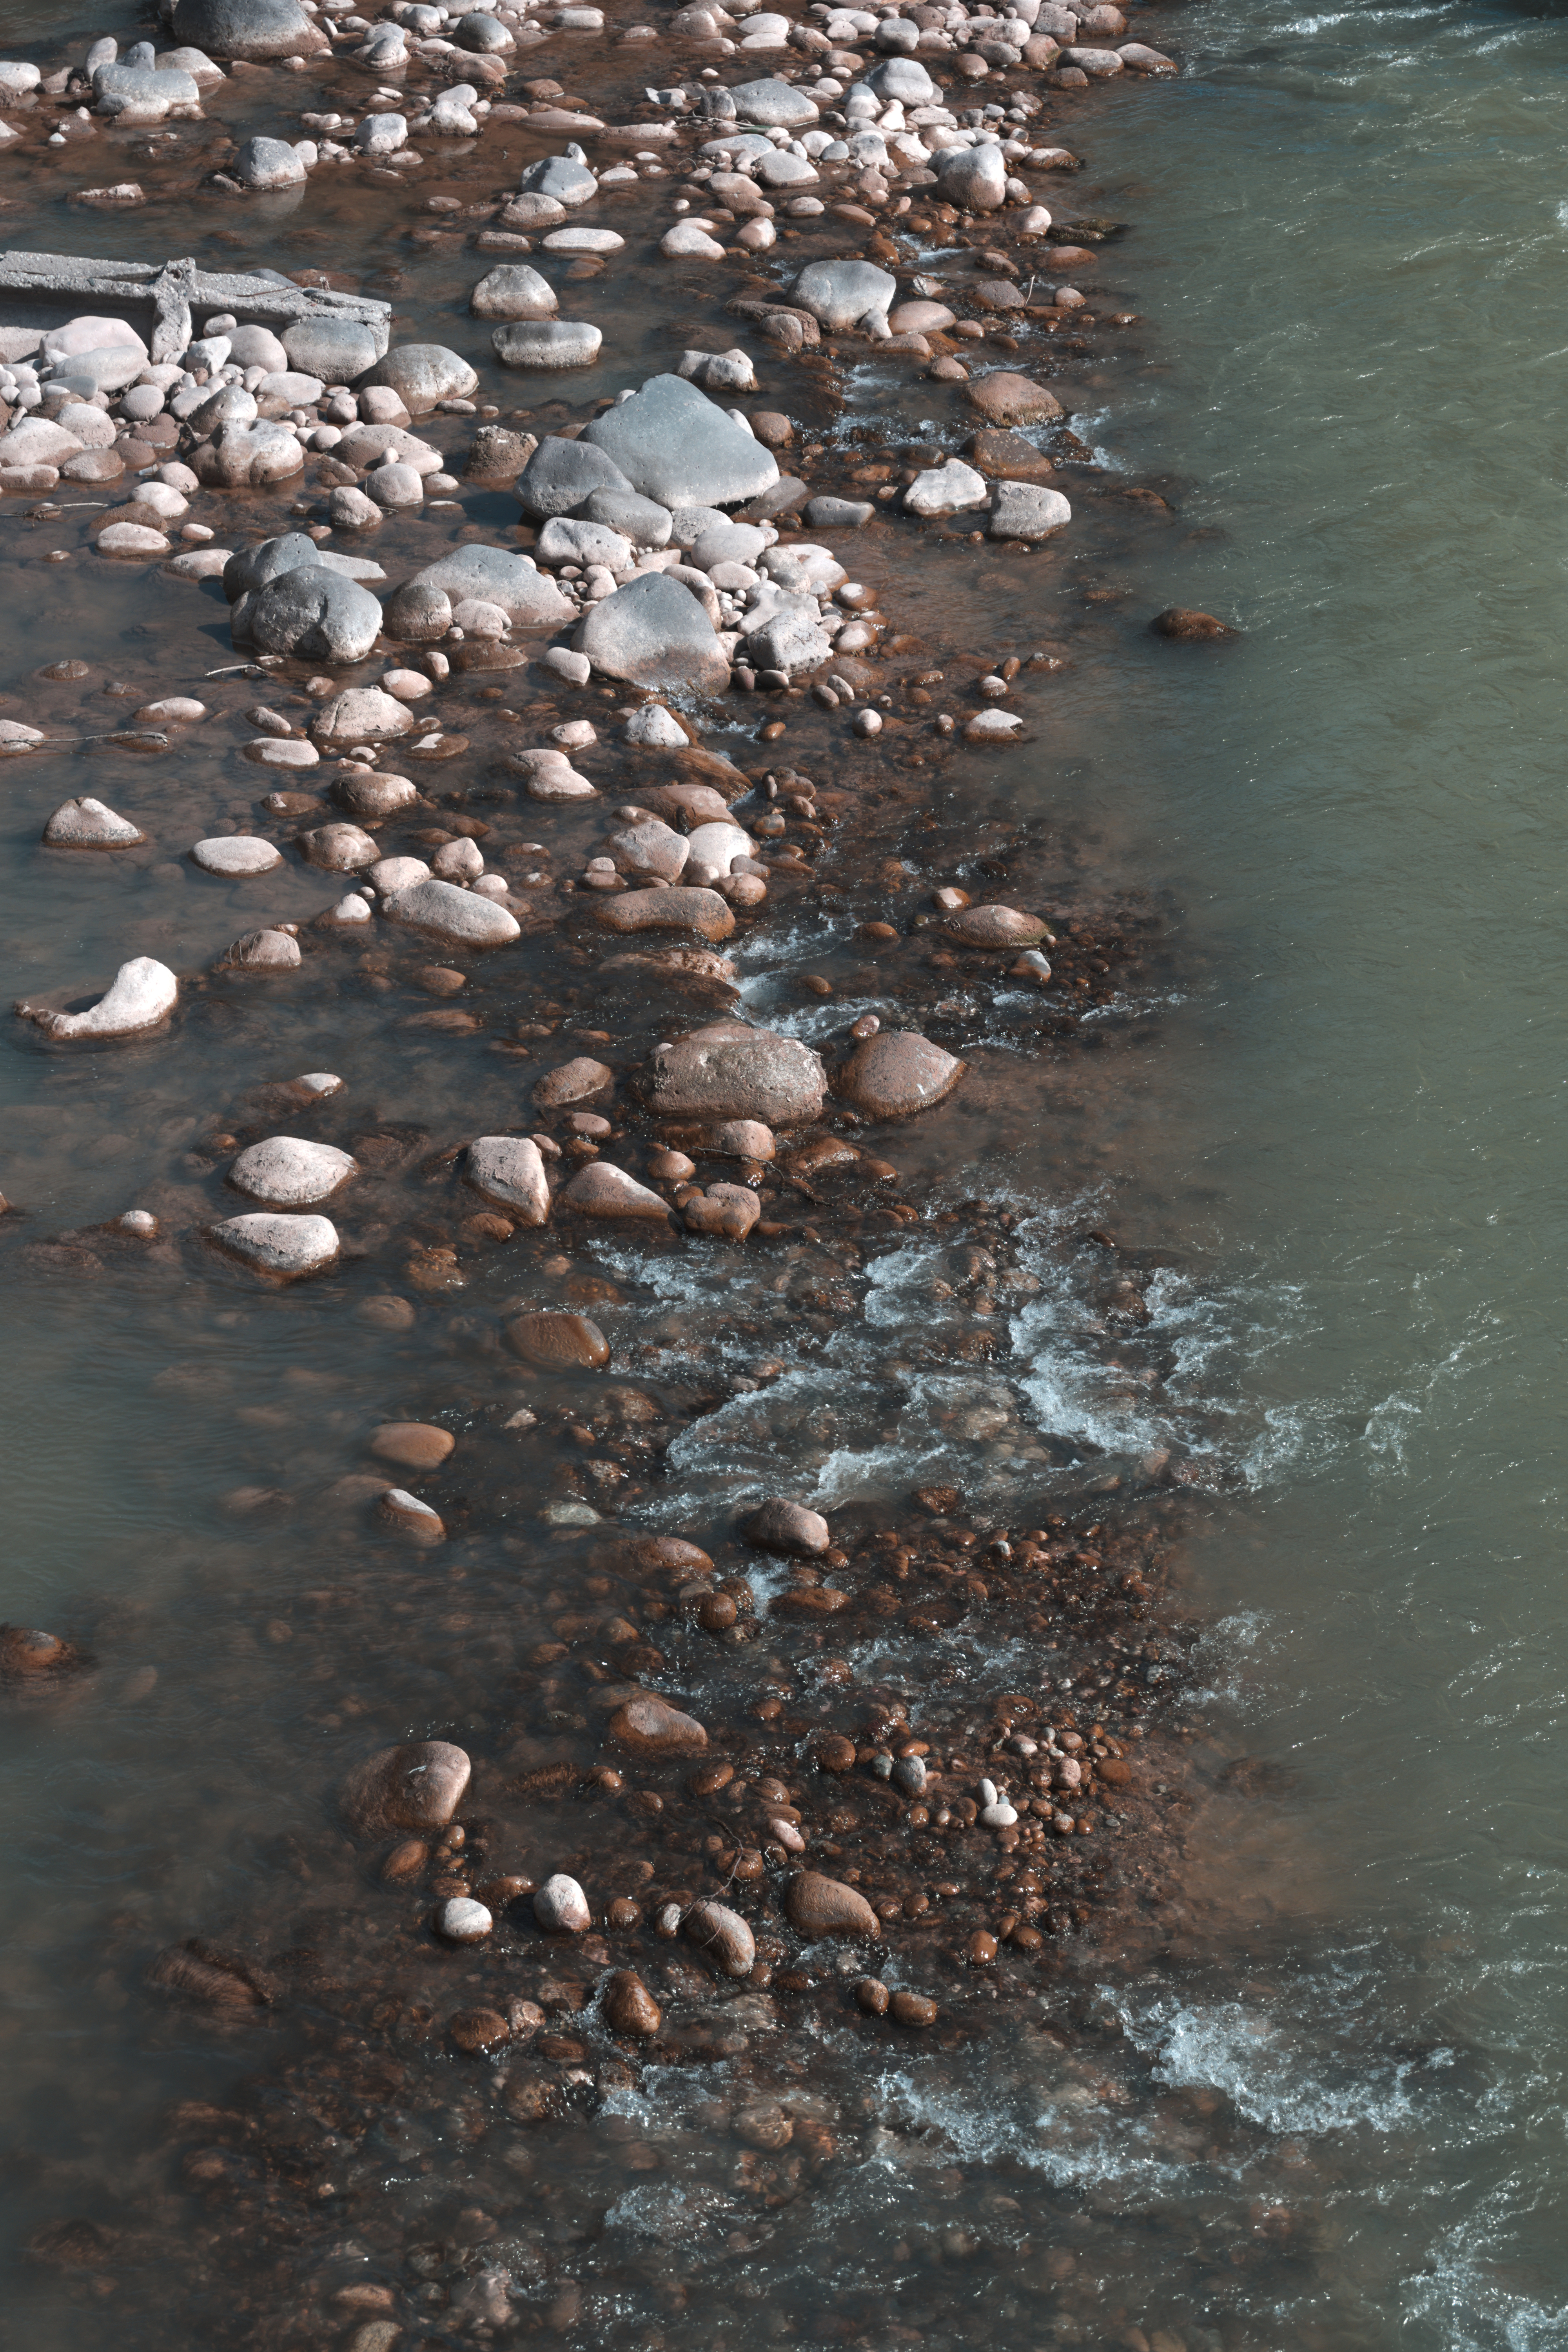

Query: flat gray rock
643;1022;827;1125
582;374;779;511
576;571;730;693
381;877;522;946
744;606;833;675
245;565;383;662
519;148;598;206
790;259;897;332
172;0;324;59
805;495;874;530
537;515;632;569
729;75;819;127
398;543;572;627
584;486;672;545
864;54;935;102
210;1212;339;1278
465;1135;550;1223
989;479;1073;539
43;797;145;849
470;263;557;319
233;135;305;189
517;434;635;520
192;835;283;876
492;320;602;370
358;343;478;411
283;316;384;380
229;1136;356;1205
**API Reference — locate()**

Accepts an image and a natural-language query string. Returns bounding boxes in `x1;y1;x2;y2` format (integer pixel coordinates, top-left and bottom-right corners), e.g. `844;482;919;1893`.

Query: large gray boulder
282;315;386;380
391;543;572;629
93;58;201;119
171;0;326;60
643;1022;827;1125
243;565;384;662
519;145;597;206
233;135;305;189
191;419;304;486
864;54;935;103
357;344;477;412
791;259;897;333
470;263;557;319
933;140;1009;211
576;572;730;693
581;376;778;511
517;434;633;520
728;76;819;127
585;486;672;546
222;532;382;600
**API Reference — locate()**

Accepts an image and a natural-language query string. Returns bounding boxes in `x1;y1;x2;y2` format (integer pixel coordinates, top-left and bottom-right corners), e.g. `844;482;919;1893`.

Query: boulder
340;1738;471;1835
43;798;145;849
790;259;897;333
517;434;635;520
282;316;385;381
643;1023;826;1125
608;1695;707;1755
191;419;305;487
296;822;378;871
581;374;779;510
393;544;571;630
381;878;521;947
465;1135;550;1222
577;572;730;693
784;1871;880;1939
171;0;325;57
989;480;1072;539
310;687;414;745
834;1030;965;1118
493;320;602;370
359;344;479;411
864;54;934;102
209;1212;339;1278
245;564;383;662
933;140;1009;210
505;1311;610;1369
519;145;597;205
1152;606;1236;641
904;458;989;517
595;887;735;942
470;263;557;319
17;956;176;1040
560;1163;671;1220
728;75;818;127
583;486;672;546
232;135;305;189
228;1136;356;1205
684;1900;755;1976
964;371;1064;427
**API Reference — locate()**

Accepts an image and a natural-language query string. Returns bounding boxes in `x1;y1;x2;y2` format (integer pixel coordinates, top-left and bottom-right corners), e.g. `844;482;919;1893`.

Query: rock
745;1496;829;1555
967;426;1057;482
535;1056;614;1107
684;1900;755;1976
210;1212;339;1278
517;434;635;519
965;709;1023;743
338;1731;472;1835
623;703;687;747
18;956;177;1041
538;516;632;570
864;54;934;102
449;2007;511;2053
595;886;734;942
520;146;598;207
229;1136;355;1205
232;135;306;189
471;263;557;320
677;346;755;393
466;1136;550;1222
505;1311;609;1369
945;904;1048;948
359;345;477;412
534;1873;592;1933
335;423;443;477
248;566;383;662
684;1183;760;1240
334;768;417;820
311;688;414;747
790;259;897;333
990;480;1072;539
396;544;572;629
282;316;384;382
379;1488;445;1544
43;798;144;849
1063;40;1124;72
744;606;833;676
371;1422;455;1470
856;1975;891;2014
965;371;1065;427
191;835;283;878
604;1970;661;2035
585;488;673;547
1152;606;1237;641
730;75;818;126
904;459;989;517
577;573;729;694
561;1163;671;1221
148;1942;273;2009
0;1627;82;1680
382;879;521;948
661;221;726;261
835;1030;965;1118
608;1694;707;1755
644;1024;825;1125
171;0;325;60
891;1990;938;2025
508;747;597;800
784;1871;880;1939
97;523;169;558
0;721;46;757
607;816;688;880
465;424;537;482
297;822;377;872
804;495;874;531
437;1897;494;1944
493;320;603;370
191;420;305;488
581;374;778;510
933;140;1009;210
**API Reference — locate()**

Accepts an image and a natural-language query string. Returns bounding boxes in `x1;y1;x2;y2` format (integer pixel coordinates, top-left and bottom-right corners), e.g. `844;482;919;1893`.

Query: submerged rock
42;798;144;849
227;1136;356;1206
18;956;176;1040
341;1738;472;1835
209;1212;339;1278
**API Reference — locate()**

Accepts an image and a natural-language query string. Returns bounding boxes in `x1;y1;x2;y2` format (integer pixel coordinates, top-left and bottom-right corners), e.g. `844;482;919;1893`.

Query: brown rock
967;1929;998;1965
834;1031;964;1120
357;1294;416;1331
0;1626;82;1679
963;371;1065;426
534;1055;614;1107
944;904;1047;949
890;1989;938;2026
772;1584;848;1617
596;887;735;942
750;410;793;448
608;1694;708;1755
560;1163;671;1220
381;1839;430;1882
812;1732;856;1773
341;1738;472;1836
644;1021;827;1126
148;1940;274;2009
603;1969;662;2036
734;2101;792;2150
684;1898;756;1976
1152;606;1237;641
785;1872;880;1940
378;1488;445;1543
599;1534;714;1576
449;2006;511;2054
505;1311;610;1369
744;1497;830;1555
684;1182;760;1239
855;1976;890;2014
1097;1757;1134;1786
967;427;1057;481
370;1421;455;1470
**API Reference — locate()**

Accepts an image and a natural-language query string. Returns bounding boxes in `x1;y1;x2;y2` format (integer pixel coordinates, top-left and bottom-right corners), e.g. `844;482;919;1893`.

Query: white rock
437;1896;494;1943
210;1212;340;1278
192;835;283;876
381;878;521;946
17;955;177;1040
904;459;989;517
296;1072;343;1097
466;1134;551;1223
368;856;431;891
624;703;688;747
43;797;145;849
228;1136;357;1206
534;1873;592;1933
0;720;46;758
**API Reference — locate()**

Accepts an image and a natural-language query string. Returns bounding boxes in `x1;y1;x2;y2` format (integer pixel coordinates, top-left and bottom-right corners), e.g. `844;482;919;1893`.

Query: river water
3;0;1566;2346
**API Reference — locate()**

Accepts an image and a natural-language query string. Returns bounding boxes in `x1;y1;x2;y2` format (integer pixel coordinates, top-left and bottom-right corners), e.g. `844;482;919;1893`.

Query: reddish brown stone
784;1871;880;1940
603;1970;662;2036
449;2006;511;2054
1152;606;1236;641
835;1031;965;1120
963;371;1064;426
505;1311;610;1369
340;1739;472;1836
891;1990;938;2026
608;1694;708;1755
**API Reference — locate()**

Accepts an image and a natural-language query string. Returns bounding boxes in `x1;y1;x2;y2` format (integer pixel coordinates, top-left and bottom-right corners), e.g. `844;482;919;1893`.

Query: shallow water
4;0;1567;2345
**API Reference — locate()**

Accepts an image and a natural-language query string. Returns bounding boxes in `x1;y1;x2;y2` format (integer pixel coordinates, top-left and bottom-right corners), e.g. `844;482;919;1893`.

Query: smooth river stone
559;1162;671;1220
192;835;283;876
595;886;734;942
534;1873;592;1933
683;1899;755;1976
310;688;415;746
643;1022;826;1124
744;1495;830;1555
43;797;145;848
18;955;177;1040
504;1310;610;1369
944;903;1049;948
581;374;779;510
833;1030;965;1119
381;878;521;946
227;1136;356;1205
341;1738;472;1836
209;1212;339;1278
534;1055;613;1107
370;1421;455;1469
465;1135;551;1222
576;571;730;694
784;1871;881;1939
608;1694;707;1755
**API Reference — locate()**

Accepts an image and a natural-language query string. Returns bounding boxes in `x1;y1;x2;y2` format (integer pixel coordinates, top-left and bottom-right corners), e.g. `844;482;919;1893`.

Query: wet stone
644;1024;826;1125
209;1212;339;1278
534;1873;592;1933
834;1030;966;1119
608;1694;707;1755
228;1137;356;1206
784;1871;881;1940
603;1969;661;2036
746;1496;831;1555
684;1899;755;1976
505;1311;610;1369
43;798;144;849
370;1422;455;1470
466;1135;550;1223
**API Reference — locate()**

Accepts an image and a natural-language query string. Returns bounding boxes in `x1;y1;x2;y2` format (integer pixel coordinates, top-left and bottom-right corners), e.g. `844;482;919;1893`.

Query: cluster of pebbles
0;4;1272;2351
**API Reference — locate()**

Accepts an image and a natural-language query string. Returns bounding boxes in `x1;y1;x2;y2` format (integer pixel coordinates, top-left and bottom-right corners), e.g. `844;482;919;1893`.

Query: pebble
505;1311;610;1369
378;1488;446;1544
370;1422;454;1470
603;1969;662;2036
684;1898;755;1976
561;1162;671;1220
745;1497;831;1555
891;1990;938;2027
784;1871;881;1940
227;1136;356;1206
436;1896;494;1944
534;1873;592;1933
608;1693;708;1755
381;878;521;947
191;835;283;877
